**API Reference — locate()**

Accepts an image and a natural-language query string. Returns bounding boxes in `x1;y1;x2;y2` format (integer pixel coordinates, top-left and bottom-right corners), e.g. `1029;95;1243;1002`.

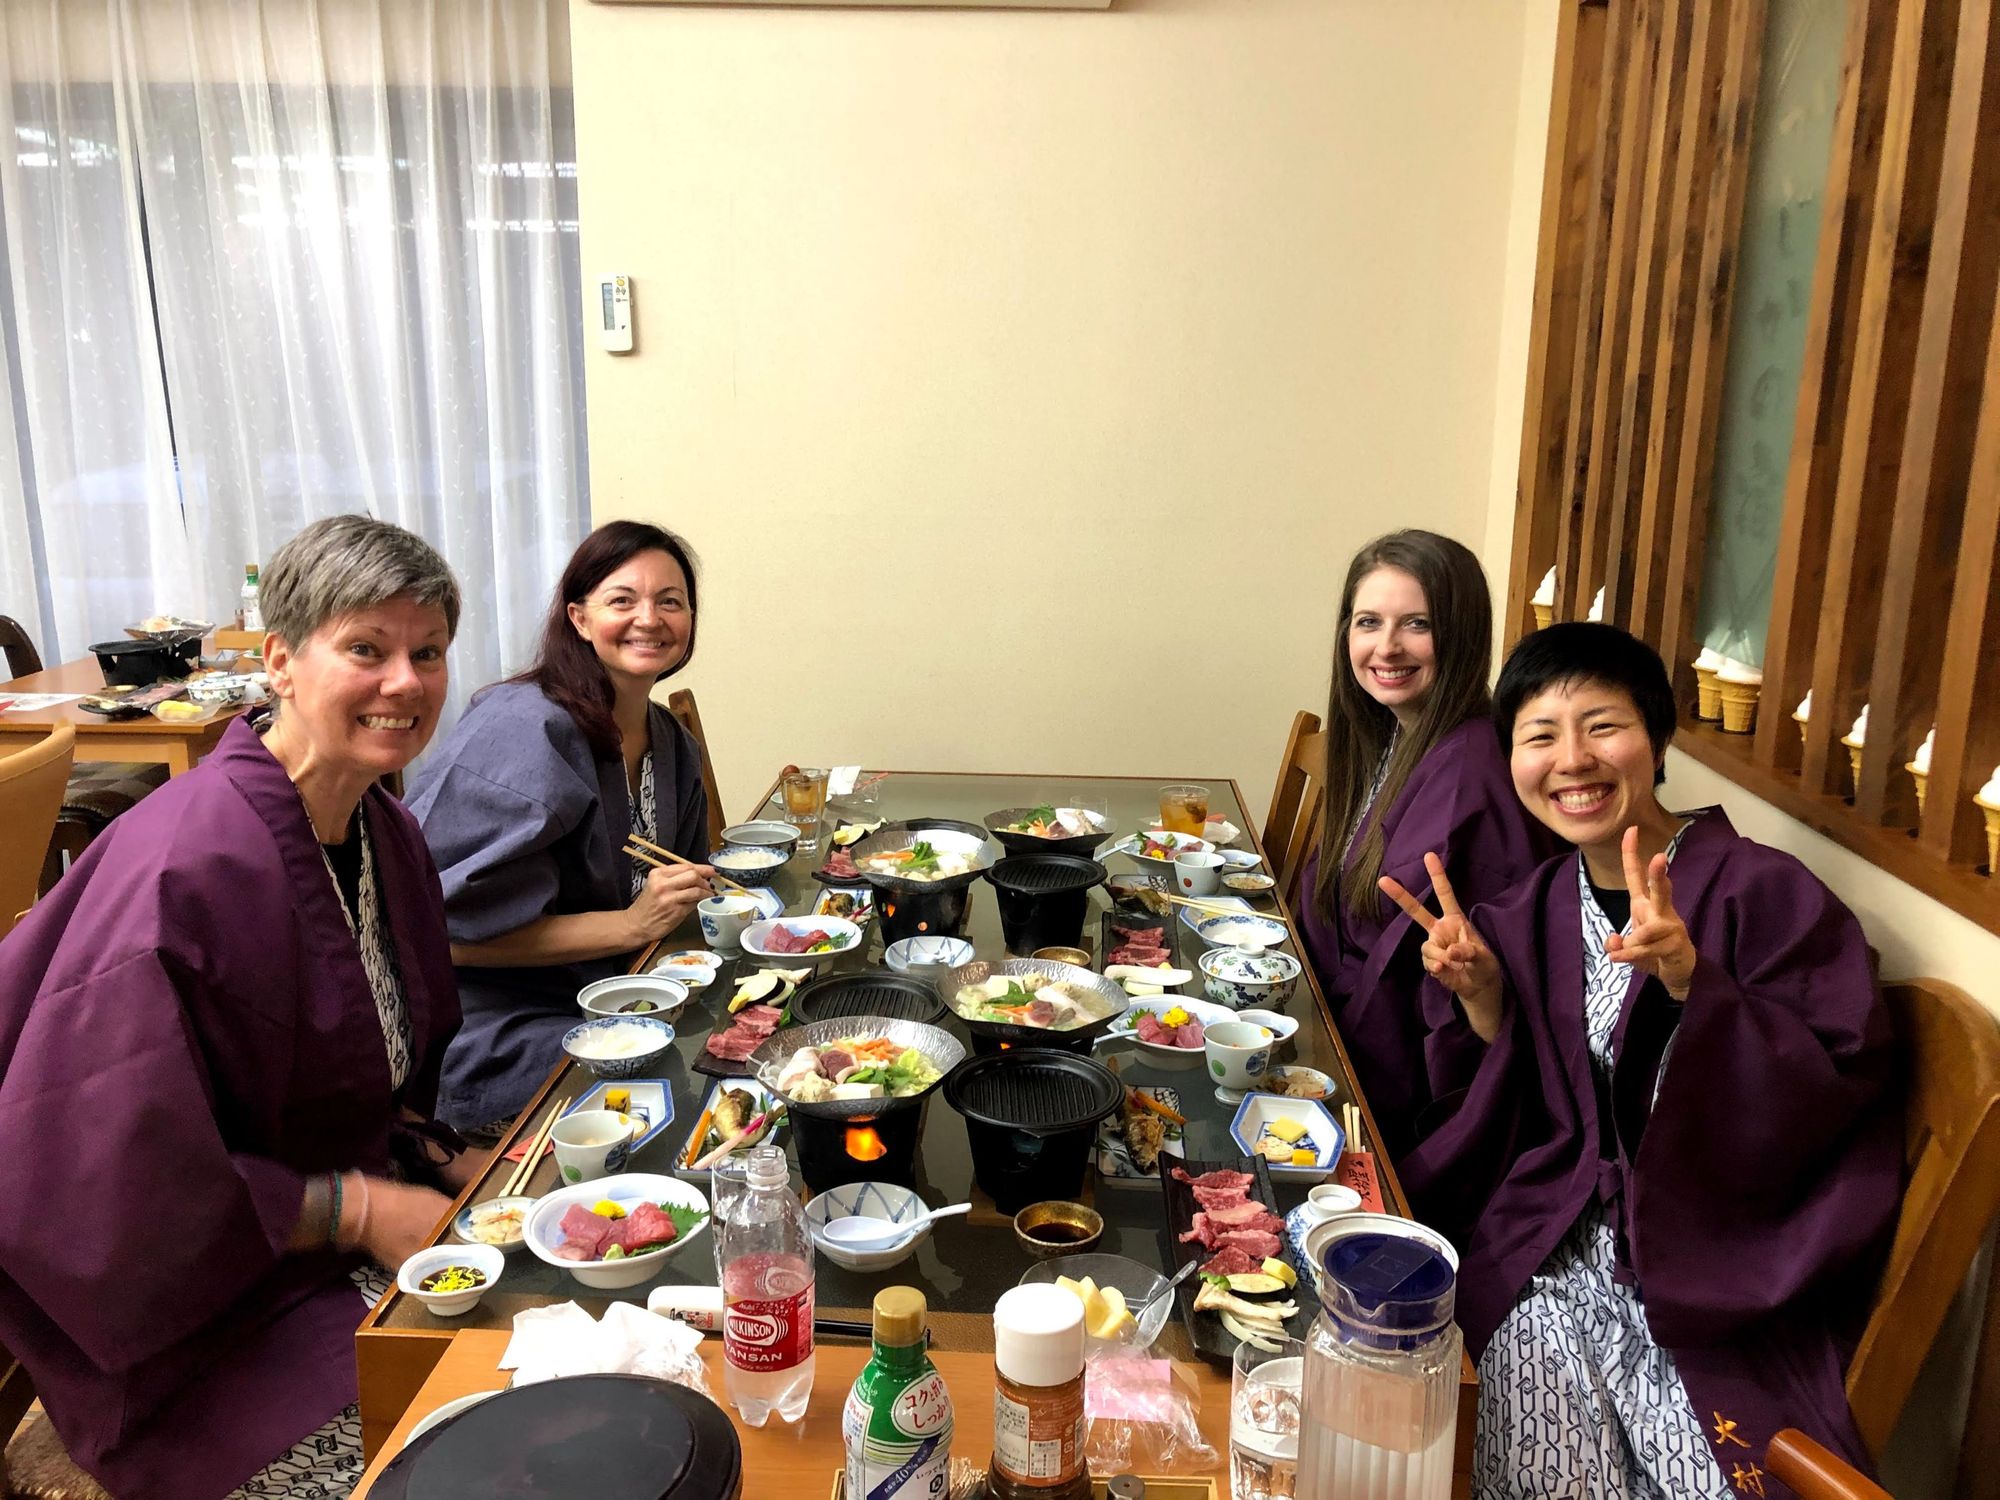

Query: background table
0;653;248;773
357;767;1472;1491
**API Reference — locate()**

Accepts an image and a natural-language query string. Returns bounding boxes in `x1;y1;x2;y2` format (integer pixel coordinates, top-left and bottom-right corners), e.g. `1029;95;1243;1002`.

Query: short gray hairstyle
262;514;461;647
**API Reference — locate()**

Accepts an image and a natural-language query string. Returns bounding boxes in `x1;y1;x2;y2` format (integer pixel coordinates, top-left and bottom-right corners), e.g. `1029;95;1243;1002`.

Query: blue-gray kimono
408;680;710;1128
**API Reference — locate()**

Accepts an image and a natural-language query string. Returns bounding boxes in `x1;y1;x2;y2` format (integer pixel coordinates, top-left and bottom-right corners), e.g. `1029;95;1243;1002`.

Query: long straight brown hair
501;520;700;761
1312;530;1494;926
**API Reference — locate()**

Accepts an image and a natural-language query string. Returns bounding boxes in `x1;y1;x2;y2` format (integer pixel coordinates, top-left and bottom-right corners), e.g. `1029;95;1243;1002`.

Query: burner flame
845;1122;888;1161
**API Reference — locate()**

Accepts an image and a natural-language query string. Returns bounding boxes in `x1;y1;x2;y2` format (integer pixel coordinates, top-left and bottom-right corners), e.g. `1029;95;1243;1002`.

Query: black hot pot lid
986;854;1106;897
370;1374;743;1500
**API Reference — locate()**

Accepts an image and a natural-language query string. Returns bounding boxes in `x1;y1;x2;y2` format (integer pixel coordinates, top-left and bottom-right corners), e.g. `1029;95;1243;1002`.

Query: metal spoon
1138;1257;1202;1316
822;1203;971;1249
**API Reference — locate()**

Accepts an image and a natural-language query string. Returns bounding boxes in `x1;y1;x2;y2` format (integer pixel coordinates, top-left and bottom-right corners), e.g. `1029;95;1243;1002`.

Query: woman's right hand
350;1176;456;1270
1379;853;1505;1041
626;861;714;944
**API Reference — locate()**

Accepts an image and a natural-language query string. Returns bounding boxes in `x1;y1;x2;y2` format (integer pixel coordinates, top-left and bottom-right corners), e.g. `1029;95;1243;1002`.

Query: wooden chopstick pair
623;833;751;896
1342;1102;1368;1157
501;1093;571;1198
1138;887;1257;921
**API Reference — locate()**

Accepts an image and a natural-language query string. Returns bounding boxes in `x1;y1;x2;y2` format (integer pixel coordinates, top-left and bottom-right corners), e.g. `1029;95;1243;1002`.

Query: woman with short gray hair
0;514;478;1497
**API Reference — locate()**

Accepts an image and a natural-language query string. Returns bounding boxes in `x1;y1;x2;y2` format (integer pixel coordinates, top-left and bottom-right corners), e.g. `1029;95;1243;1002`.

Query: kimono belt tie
1596;1155;1641;1288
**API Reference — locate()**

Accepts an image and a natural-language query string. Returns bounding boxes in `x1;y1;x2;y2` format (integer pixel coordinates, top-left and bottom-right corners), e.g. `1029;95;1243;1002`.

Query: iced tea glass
781;767;829;835
1231;1337;1304;1500
1159;783;1211;836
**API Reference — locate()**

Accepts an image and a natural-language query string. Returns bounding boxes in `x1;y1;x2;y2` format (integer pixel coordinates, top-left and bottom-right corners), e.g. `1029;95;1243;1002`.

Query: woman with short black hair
1382;623;1900;1499
410;520;714;1133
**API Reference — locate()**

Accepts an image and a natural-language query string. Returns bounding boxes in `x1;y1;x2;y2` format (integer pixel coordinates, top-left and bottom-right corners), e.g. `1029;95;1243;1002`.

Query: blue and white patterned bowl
560;1016;676;1080
1199;946;1301;1008
711;845;792;886
1194;912;1290;953
804;1181;932;1271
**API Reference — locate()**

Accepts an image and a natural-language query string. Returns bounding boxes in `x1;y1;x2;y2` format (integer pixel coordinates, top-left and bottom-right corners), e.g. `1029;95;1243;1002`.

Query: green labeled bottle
842;1286;952;1500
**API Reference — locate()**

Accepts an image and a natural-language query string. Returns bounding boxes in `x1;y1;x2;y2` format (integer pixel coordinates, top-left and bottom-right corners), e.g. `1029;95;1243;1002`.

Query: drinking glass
780;767;829;835
1231;1336;1304;1500
1159;783;1211;836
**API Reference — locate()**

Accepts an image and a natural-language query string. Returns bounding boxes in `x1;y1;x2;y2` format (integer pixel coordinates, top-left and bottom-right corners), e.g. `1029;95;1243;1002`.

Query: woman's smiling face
1347;566;1436;725
1507;677;1667;852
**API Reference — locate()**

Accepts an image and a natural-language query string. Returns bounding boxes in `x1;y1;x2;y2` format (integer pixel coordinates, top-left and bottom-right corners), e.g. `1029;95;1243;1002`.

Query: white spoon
822;1203;971;1248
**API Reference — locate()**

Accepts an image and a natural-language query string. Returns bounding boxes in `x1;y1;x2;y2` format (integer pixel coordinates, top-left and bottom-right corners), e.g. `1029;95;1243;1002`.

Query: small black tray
1098;906;1182;972
693;1004;791;1079
1158;1154;1309;1366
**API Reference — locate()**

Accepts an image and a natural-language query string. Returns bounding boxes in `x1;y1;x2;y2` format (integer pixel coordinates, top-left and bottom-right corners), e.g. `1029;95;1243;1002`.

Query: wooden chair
1767;1429;1895;1500
0;726;75;938
1845;979;2000;1490
1260;709;1325;899
666;688;727;851
0;616;42;678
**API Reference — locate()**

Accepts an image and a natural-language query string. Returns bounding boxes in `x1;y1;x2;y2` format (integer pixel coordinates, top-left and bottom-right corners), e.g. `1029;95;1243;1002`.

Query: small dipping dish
1012;1200;1105;1260
1031;945;1091;966
1222;872;1277;897
397;1243;504;1317
452;1195;533;1254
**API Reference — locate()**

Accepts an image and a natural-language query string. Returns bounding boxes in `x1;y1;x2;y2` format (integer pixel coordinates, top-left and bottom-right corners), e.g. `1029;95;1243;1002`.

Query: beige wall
569;0;1536;823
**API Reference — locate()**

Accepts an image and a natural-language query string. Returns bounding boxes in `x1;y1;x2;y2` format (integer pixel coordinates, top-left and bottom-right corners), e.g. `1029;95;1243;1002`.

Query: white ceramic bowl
650;950;723;988
577;973;689;1022
1229;1093;1343;1183
524;1172;711;1290
560;1016;676;1080
720;820;803;851
1119;830;1215;882
396;1243;505;1317
1222;872;1277;897
1194;912;1290;952
740;916;863;967
1097;995;1238;1068
402;1390;500;1449
884;934;976;979
1018;1253;1175;1351
450;1195;534;1255
804;1181;932;1271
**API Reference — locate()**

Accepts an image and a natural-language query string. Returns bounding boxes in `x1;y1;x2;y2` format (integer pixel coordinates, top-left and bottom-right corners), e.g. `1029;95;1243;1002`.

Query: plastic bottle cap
873;1286;929;1347
992;1284;1084;1388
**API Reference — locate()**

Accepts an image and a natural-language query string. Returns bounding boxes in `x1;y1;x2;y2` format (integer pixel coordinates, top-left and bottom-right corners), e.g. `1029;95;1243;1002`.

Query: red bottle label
725;1286;815;1370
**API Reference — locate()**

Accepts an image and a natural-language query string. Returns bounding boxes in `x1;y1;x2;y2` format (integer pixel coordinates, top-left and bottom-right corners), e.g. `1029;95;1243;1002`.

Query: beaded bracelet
327;1170;346;1248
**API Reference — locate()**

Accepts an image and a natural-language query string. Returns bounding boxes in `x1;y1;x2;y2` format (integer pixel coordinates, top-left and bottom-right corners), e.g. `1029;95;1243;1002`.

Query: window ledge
1674;718;2000;939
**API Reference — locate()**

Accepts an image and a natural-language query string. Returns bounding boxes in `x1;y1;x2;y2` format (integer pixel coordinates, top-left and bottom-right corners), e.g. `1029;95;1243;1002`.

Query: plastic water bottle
720;1145;815;1426
240;563;263;631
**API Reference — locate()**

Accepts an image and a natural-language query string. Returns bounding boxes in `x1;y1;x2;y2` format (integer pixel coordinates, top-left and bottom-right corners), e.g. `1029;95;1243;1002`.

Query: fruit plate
1158;1154;1309;1365
1095;1085;1187;1185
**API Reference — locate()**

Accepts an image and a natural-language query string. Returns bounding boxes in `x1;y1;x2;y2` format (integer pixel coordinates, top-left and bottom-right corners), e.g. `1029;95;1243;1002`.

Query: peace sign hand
1603;825;1697;1000
1380;853;1505;1042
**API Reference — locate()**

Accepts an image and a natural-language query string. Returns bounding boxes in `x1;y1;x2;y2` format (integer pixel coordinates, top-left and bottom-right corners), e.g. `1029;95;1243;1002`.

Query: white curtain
0;0;586;717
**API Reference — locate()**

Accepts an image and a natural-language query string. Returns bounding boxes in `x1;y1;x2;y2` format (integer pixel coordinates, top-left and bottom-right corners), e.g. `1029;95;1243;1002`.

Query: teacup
1204;1019;1274;1099
1300;1182;1364;1223
697;894;760;951
1173;851;1226;897
550;1109;633;1184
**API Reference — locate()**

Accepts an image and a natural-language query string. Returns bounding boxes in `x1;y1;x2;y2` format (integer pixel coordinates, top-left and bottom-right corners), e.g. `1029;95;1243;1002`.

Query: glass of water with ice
1231;1337;1304;1500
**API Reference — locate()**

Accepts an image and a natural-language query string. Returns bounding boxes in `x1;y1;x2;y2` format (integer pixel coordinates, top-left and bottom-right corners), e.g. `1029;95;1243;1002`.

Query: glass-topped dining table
356;767;1471;1482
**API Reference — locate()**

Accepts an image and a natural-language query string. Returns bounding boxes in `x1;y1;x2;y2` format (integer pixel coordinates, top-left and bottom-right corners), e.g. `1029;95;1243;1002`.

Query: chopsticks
1342;1102;1368;1156
1135;887;1257;921
624;834;749;896
501;1094;571;1198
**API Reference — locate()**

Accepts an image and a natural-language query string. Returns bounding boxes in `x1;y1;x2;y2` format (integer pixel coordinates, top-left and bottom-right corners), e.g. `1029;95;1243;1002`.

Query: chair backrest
0;615;42;679
1845;978;2000;1459
0;724;76;937
1260;709;1325;900
1766;1429;1895;1500
665;688;727;852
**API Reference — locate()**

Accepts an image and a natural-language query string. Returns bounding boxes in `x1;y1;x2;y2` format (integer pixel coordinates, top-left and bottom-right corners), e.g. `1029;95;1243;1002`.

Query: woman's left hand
1604;826;1697;1000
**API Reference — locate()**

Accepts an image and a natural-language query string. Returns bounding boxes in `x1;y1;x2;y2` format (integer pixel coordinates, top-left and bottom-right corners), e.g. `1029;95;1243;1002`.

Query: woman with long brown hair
1295;530;1555;1155
410;520;714;1133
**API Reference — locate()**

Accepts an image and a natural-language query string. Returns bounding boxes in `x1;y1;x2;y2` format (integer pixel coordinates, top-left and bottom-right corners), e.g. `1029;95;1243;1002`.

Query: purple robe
407;681;709;1128
1403;808;1901;1496
0;717;461;1500
1298;719;1558;1154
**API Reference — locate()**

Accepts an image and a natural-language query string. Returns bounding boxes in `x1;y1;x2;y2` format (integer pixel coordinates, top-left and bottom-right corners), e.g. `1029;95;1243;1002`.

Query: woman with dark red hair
411;520;713;1134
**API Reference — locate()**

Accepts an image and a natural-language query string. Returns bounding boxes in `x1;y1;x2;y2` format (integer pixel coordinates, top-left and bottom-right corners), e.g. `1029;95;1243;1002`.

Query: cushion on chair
3;1410;111;1500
